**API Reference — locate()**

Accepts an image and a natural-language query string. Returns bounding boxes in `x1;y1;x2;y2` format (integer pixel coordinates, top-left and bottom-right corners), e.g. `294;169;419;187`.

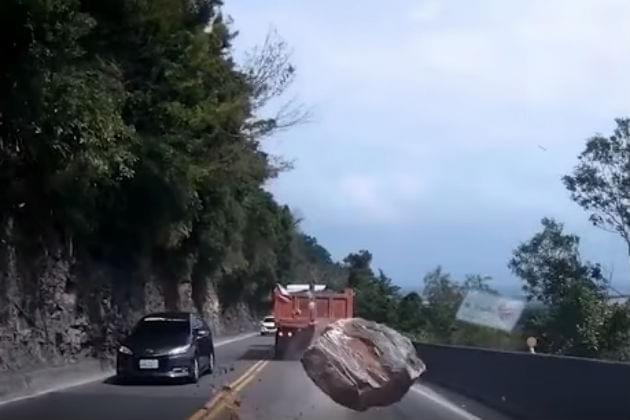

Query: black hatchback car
116;312;215;383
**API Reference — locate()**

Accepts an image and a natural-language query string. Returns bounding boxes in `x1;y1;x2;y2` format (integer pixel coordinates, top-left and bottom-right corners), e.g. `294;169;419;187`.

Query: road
0;335;511;420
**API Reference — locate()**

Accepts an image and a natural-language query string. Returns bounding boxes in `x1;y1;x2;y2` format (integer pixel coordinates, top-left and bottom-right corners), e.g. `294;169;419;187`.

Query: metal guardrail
413;342;630;420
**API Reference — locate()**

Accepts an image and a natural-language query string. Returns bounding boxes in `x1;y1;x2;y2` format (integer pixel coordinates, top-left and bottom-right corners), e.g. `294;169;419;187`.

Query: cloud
225;0;630;291
408;0;442;22
314;0;630;111
335;173;425;225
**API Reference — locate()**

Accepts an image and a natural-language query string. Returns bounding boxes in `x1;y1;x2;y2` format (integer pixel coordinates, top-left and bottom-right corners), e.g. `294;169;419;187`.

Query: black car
116;312;215;383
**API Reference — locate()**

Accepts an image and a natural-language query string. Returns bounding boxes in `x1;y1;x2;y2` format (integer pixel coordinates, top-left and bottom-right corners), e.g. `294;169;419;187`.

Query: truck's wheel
274;346;284;360
274;335;285;360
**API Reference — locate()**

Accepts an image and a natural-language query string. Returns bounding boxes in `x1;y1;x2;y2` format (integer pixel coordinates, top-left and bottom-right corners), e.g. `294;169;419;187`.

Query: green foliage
0;0;136;232
510;218;630;358
563;118;630;255
599;303;630;361
343;256;517;351
0;0;304;307
284;233;346;290
416;267;516;348
396;292;425;333
509;218;605;304
343;251;399;324
463;274;498;295
344;250;373;288
421;266;462;341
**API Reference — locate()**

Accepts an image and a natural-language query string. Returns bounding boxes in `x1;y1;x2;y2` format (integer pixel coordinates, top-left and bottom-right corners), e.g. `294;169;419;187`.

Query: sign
456;290;525;332
526;336;537;353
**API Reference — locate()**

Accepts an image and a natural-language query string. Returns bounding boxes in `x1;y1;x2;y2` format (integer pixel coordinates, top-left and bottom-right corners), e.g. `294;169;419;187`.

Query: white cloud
335;173;426;225
408;0;442;22
226;0;630;290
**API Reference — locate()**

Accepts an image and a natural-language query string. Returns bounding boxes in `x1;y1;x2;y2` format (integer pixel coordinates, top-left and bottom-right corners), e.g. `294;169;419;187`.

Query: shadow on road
239;344;274;361
102;375;192;387
238;344;309;361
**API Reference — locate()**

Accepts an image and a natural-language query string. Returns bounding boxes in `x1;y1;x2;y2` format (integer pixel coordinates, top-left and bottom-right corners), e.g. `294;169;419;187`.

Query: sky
223;0;630;296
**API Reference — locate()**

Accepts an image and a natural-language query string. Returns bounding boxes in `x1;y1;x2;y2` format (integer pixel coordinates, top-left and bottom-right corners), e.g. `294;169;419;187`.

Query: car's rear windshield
264;317;275;323
133;318;189;336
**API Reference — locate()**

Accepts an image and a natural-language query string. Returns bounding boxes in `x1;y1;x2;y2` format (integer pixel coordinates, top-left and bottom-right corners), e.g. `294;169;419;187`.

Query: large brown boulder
300;318;426;411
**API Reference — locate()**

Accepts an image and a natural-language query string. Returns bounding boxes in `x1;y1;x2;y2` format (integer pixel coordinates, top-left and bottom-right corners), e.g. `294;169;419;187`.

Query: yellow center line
233;360;269;394
203;361;269;419
187;359;269;420
219;360;264;393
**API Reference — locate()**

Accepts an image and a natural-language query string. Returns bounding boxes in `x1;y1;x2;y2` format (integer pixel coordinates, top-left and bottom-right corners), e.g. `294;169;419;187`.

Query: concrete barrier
414;342;630;420
0;359;114;406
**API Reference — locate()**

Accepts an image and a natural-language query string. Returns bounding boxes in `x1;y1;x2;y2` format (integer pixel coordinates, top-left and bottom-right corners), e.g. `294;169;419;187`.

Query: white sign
526;336;538;353
456;290;525;332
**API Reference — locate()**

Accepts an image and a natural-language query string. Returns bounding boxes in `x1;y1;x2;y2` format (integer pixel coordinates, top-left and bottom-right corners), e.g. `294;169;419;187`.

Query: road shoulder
0;331;258;407
414;381;513;420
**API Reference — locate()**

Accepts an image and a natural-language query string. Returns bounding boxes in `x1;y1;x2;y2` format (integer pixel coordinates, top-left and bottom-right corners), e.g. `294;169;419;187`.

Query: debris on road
301;318;426;411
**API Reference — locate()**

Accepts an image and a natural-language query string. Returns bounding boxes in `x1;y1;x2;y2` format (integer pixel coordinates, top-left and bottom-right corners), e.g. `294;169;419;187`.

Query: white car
260;316;277;336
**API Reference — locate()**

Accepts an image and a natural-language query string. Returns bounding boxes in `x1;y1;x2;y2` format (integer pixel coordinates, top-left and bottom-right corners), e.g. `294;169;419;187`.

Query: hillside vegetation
1;0;630;371
0;0;319;370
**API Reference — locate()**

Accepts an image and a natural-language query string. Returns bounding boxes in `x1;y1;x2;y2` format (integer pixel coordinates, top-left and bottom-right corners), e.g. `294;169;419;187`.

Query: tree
396;292;425;333
508;218;625;357
285;233;346;290
343;251;400;325
563;118;630;257
343;250;373;288
462;274;498;295
509;218;605;304
422;266;463;342
599;303;630;361
0;0;136;233
0;0;306;312
241;27;309;135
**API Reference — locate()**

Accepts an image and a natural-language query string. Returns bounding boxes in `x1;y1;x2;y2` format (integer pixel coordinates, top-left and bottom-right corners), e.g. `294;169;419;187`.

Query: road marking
0;332;259;408
213;332;258;348
231;360;268;394
203;361;269;419
187;359;269;420
410;385;481;420
191;358;264;419
223;360;264;390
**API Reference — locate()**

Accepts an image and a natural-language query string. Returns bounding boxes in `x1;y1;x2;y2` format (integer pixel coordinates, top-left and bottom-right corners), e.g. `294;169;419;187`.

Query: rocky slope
0;217;259;373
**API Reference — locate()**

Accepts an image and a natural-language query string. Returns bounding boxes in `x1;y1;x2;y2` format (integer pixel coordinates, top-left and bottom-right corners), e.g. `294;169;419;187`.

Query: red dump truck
272;284;354;359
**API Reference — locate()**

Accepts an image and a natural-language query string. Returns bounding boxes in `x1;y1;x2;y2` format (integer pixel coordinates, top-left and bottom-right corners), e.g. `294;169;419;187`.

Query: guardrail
413;342;630;420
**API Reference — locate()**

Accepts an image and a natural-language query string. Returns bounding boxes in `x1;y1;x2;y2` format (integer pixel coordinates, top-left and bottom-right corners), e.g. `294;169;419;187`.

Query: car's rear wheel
189;356;200;383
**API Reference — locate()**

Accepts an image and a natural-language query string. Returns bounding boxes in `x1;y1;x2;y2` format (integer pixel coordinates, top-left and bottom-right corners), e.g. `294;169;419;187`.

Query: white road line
410;384;481;420
0;371;115;408
0;331;258;407
214;332;258;347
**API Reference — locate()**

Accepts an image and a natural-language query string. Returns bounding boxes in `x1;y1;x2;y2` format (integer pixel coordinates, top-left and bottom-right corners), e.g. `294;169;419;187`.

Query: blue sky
224;0;630;295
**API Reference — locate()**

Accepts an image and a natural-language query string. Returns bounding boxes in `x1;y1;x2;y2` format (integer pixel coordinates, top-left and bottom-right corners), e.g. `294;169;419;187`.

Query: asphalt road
0;335;511;420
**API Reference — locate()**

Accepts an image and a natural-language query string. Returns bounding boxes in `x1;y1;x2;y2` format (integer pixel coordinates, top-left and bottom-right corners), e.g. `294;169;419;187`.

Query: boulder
300;318;426;411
